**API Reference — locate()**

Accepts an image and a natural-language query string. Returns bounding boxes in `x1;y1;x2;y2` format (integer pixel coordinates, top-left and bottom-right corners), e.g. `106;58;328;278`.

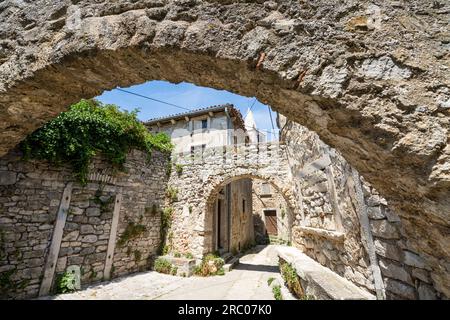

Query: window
201;119;208;129
260;183;272;196
242;199;246;213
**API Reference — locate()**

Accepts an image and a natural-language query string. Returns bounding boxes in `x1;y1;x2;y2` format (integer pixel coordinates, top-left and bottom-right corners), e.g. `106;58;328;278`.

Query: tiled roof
144;104;245;130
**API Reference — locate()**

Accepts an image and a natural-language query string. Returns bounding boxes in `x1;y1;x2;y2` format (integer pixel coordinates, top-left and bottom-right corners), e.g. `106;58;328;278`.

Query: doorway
264;210;278;236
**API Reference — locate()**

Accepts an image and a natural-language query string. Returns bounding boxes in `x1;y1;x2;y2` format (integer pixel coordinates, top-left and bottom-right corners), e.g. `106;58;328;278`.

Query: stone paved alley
45;246;281;300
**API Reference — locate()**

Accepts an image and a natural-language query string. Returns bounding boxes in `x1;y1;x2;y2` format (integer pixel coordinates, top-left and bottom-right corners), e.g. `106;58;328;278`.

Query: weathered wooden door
264;210;277;235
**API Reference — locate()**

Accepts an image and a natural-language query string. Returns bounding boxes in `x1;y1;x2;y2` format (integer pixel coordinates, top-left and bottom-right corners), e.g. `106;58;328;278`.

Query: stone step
220;252;233;263
223;256;240;272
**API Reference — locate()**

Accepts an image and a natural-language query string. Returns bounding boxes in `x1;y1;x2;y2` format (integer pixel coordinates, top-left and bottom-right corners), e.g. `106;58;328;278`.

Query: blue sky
96;80;279;140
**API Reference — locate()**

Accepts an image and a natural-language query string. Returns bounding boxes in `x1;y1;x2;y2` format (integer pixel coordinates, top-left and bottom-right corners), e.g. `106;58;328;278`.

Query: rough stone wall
168;142;293;257
281;116;445;299
0;149;169;299
0;0;448;298
252;179;291;242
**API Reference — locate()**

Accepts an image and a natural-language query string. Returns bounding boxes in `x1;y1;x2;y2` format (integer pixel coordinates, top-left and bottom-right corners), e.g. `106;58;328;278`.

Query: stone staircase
220;252;242;272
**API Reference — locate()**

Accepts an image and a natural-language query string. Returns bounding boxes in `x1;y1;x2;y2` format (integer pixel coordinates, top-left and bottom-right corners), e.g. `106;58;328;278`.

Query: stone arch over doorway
166;141;294;256
203;173;296;253
0;0;449;297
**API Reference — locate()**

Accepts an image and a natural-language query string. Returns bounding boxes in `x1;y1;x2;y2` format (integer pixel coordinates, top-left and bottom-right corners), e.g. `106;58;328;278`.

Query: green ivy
20;99;173;185
157;206;174;255
279;259;307;299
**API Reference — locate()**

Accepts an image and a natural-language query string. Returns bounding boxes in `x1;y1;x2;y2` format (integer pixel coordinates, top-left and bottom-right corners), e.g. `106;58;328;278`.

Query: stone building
246;109;291;245
0;0;449;299
145;105;254;255
252;180;292;245
145;104;248;154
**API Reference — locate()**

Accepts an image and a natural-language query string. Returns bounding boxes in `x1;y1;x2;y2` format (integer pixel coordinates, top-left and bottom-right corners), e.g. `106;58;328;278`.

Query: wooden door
264;210;277;235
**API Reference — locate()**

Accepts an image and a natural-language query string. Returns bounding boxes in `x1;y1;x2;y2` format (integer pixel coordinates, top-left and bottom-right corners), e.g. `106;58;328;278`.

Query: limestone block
56;257;67;273
86;207;101;217
80;224;95;234
367;206;385;220
62;230;79;242
370;220;400;239
403;251;427;269
418;283;437;300
379;258;413;284
384;278;416;300
412;268;430;284
81;235;98;243
0;172;17;185
374;239;403;262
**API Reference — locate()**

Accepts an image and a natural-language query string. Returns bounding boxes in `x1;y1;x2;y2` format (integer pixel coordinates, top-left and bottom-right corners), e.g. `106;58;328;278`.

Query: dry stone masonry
168;142;294;257
280;116;446;299
0;148;169;299
0;0;448;299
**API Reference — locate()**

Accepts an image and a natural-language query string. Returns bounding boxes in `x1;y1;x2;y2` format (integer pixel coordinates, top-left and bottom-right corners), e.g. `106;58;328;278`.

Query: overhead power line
116;88;191;111
267;105;275;131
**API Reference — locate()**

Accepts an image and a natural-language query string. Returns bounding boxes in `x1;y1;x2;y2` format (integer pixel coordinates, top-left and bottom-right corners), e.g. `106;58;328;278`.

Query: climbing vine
20;99;173;185
158;207;173;255
117;221;147;247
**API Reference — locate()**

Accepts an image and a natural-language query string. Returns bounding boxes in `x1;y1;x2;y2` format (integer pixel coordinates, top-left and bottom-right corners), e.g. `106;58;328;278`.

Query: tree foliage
20;99;173;184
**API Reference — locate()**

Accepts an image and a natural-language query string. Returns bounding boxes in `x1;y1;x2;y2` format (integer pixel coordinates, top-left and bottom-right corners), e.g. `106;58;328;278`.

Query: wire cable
116;88;192;111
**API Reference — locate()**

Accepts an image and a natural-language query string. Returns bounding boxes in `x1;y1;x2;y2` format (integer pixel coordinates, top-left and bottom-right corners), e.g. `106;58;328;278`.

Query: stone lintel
297;226;345;242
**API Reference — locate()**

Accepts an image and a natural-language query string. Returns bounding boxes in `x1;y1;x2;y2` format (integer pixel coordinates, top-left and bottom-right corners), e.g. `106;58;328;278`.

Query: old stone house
252;180;292;245
145;105;255;255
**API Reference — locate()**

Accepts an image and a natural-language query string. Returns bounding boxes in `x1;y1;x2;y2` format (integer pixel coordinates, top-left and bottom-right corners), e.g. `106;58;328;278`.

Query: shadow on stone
233;263;279;273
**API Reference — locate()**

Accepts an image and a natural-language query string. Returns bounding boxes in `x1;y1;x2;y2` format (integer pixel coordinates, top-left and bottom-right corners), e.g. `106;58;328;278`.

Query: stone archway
202;173;296;253
166;141;295;256
0;0;449;297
